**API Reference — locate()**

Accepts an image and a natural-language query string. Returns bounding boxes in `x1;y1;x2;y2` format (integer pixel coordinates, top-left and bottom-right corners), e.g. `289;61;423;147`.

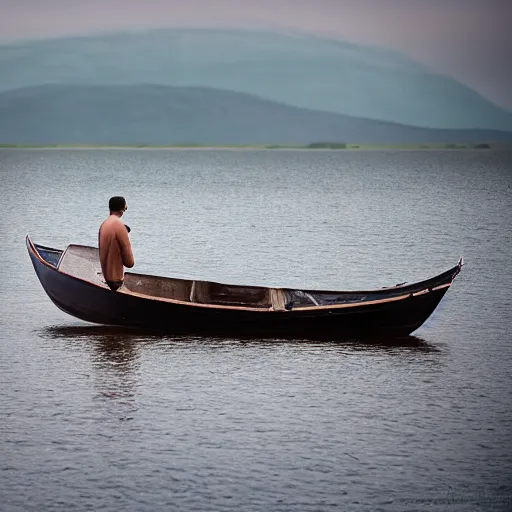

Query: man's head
109;196;127;214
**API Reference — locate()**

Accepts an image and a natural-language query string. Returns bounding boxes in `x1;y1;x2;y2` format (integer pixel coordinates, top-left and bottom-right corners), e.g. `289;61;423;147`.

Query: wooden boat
26;235;463;338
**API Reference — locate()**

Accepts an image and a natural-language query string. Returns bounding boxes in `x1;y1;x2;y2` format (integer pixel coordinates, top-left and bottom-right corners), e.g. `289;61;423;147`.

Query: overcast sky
1;0;511;110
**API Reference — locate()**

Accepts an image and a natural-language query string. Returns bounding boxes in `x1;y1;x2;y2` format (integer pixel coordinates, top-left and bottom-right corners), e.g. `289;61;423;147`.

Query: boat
26;235;463;338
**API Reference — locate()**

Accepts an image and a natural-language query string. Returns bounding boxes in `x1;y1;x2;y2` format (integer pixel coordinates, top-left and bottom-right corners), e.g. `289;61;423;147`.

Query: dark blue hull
27;235;462;338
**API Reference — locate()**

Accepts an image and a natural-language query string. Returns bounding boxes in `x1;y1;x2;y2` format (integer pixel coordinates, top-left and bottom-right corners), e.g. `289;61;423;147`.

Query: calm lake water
1;148;511;511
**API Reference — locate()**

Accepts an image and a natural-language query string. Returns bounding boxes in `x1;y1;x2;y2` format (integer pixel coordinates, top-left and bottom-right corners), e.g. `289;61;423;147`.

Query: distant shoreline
0;143;509;150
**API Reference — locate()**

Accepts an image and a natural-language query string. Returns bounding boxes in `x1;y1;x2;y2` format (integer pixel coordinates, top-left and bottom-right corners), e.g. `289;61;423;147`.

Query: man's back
98;215;134;286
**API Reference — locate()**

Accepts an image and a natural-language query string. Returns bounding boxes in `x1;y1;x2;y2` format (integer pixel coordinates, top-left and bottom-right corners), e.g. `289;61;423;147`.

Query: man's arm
117;224;134;268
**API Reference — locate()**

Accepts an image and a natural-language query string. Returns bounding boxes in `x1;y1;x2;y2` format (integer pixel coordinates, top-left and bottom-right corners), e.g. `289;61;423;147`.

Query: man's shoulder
102;216;124;226
99;216;122;234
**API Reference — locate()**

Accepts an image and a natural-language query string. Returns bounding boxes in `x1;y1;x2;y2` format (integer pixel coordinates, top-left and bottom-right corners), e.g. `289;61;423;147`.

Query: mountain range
1;28;512;144
2;84;512;145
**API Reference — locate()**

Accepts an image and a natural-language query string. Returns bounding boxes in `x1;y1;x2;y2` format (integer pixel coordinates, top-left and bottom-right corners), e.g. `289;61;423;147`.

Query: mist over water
1;148;511;511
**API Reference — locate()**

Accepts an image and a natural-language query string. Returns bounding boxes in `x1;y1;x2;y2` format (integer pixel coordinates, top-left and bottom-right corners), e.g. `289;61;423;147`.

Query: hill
1;84;511;145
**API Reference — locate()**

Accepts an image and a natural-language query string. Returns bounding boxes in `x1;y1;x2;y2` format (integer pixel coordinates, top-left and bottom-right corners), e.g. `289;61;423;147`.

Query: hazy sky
1;0;511;110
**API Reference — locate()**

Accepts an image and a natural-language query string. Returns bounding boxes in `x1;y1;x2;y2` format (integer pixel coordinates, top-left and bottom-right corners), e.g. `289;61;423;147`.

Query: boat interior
32;242;458;310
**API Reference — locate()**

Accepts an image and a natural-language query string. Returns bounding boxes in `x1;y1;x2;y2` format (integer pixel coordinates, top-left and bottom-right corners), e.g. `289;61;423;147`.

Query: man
98;196;134;291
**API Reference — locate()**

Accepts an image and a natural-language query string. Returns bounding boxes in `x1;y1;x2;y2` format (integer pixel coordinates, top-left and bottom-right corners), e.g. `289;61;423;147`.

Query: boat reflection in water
42;324;440;353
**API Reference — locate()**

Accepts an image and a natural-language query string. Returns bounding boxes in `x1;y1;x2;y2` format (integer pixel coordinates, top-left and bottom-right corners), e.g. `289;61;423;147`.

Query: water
1;148;511;511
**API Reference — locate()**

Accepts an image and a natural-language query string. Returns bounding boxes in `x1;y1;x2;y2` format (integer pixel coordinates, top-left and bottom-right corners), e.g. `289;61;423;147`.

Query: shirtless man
98;196;134;291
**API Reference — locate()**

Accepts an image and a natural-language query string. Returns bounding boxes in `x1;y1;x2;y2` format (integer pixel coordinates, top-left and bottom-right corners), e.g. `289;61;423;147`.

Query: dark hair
109;196;126;212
